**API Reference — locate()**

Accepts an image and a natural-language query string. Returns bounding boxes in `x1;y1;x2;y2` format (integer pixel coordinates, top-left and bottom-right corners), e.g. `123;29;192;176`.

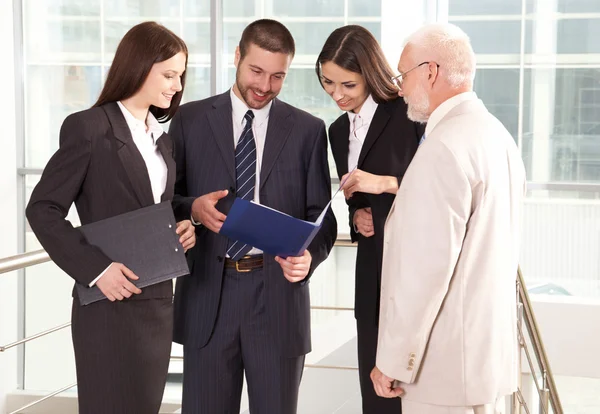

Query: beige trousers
402;396;507;414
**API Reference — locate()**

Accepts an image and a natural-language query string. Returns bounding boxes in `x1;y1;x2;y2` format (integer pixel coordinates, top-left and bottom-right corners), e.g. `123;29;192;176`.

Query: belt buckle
235;256;252;273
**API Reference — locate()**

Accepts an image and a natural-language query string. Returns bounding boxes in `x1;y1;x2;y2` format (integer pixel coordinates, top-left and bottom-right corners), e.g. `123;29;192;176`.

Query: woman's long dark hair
94;22;188;122
316;25;398;103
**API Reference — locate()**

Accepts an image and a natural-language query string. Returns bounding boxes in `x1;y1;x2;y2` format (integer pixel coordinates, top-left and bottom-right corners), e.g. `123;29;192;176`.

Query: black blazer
170;91;337;357
26;102;176;301
329;97;423;323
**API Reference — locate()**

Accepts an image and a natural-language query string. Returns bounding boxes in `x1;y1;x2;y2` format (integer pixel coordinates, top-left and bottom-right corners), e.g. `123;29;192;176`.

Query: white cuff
352;211;360;234
190;213;202;226
89;263;113;287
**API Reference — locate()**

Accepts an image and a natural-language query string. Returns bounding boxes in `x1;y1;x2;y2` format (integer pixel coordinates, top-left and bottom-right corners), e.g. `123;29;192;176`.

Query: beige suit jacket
376;92;526;406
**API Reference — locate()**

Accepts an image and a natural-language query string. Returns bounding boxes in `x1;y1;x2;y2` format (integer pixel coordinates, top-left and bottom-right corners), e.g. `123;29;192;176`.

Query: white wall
532;298;600;379
0;0;20;411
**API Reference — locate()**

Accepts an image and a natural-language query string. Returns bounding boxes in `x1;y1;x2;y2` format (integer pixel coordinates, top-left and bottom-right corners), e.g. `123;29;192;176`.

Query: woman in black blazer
316;25;424;413
26;22;194;414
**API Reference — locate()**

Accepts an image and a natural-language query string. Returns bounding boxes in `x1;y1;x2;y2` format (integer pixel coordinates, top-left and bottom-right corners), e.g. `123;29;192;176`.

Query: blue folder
220;167;354;258
220;198;330;258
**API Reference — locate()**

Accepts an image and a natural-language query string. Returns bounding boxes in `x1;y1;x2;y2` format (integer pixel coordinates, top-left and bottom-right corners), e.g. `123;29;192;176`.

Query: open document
220;168;354;258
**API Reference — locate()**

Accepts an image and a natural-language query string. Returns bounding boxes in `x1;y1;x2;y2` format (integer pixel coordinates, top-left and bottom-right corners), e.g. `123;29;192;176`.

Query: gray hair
404;23;476;89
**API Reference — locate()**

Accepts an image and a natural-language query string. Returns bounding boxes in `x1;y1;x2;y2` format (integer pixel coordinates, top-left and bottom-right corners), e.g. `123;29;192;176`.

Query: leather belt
224;255;264;272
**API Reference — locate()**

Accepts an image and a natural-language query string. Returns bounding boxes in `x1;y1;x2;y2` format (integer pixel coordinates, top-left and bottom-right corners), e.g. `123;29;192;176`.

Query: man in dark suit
169;19;337;414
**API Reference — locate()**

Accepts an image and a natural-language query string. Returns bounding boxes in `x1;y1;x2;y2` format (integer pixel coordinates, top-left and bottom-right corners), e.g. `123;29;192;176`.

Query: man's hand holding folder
190;189;229;232
190;187;314;282
275;250;312;283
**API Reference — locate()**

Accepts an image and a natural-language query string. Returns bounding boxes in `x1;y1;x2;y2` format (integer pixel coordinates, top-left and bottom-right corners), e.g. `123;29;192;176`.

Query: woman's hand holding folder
96;263;142;302
176;219;196;252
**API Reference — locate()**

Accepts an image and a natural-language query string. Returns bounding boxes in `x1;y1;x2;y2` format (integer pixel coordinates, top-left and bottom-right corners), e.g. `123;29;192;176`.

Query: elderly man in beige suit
370;23;526;414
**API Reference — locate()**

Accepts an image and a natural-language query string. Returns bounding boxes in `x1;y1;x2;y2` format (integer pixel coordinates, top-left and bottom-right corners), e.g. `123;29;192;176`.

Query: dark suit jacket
329;97;423;323
170;91;337;357
26;102;176;301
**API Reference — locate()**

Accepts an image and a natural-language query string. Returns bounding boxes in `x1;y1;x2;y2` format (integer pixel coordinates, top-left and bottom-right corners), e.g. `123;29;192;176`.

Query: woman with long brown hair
26;22;194;413
316;25;424;413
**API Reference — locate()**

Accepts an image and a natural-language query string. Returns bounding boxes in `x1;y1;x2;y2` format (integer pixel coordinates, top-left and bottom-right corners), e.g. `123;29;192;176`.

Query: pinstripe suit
170;91;337;413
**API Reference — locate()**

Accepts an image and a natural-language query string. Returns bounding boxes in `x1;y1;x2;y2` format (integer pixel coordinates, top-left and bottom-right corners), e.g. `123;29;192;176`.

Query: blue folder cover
220;167;354;258
220;199;330;258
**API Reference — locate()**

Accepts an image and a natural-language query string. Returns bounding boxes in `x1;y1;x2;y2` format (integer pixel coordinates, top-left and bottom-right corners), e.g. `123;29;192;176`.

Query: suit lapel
330;116;350;178
156;133;175;201
357;102;391;168
102;102;155;207
207;92;236;183
260;99;293;188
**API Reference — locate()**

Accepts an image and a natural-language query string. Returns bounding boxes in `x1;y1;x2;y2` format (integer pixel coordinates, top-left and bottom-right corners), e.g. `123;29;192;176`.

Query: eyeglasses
391;61;439;90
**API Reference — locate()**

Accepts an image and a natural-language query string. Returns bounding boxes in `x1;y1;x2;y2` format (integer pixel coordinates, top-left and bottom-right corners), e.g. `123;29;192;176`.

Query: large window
23;0;212;169
449;0;600;301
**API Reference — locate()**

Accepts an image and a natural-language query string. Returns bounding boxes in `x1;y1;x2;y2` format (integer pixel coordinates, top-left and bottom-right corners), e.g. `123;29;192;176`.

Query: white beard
404;82;431;123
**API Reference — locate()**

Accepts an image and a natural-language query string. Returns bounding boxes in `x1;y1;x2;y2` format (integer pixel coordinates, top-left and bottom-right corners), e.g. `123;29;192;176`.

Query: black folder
75;201;190;305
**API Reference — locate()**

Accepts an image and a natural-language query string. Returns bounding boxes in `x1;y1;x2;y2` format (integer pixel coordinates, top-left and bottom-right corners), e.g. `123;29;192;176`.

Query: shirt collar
230;88;272;128
117;101;163;142
425;92;477;138
347;94;378;125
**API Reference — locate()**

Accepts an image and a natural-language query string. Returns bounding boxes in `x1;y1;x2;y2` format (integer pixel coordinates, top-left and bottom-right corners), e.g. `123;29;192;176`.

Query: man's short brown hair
239;19;295;60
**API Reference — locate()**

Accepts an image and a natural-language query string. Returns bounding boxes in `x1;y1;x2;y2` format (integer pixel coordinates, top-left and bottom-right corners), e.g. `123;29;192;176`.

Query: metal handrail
0;322;71;352
310;305;354;311
0;244;562;414
518;322;549;414
0;241;361;276
170;355;358;371
518;267;563;413
0;249;50;275
515;388;532;414
7;382;77;414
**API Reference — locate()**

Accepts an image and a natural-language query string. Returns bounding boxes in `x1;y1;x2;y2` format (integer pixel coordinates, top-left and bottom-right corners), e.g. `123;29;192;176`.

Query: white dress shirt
229;88;272;256
89;102;168;286
346;94;378;170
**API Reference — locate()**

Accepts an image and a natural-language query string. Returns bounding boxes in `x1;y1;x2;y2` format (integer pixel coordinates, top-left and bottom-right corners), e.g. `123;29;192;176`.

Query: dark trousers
72;296;173;414
357;317;402;414
182;268;304;414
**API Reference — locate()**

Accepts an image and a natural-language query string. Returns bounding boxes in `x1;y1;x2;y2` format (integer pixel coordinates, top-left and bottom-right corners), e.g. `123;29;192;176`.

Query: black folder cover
75;201;190;305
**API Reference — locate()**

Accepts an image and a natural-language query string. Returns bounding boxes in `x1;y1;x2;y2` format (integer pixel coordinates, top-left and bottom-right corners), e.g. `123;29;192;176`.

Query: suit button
229;186;235;193
217;256;223;262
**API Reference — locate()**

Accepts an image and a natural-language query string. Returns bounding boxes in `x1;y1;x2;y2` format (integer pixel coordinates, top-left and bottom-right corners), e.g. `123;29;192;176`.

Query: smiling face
320;61;369;113
137;51;187;109
233;42;292;109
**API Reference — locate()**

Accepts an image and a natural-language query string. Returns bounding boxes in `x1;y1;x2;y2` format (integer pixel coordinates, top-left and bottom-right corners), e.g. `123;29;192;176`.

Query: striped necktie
226;110;256;261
